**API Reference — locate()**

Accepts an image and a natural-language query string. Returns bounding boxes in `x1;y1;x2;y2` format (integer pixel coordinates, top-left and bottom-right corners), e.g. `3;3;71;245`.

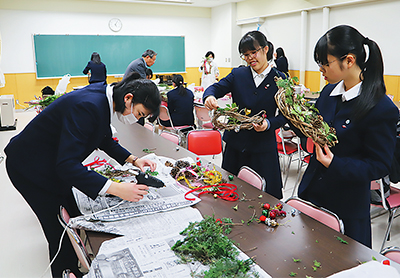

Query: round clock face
109;18;122;32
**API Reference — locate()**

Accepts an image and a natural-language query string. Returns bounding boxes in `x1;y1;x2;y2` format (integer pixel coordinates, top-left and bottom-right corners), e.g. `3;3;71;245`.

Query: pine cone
175;160;190;169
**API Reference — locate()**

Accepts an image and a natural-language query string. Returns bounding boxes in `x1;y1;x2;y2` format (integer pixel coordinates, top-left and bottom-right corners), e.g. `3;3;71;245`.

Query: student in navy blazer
160;74;195;127
4;73;161;277
82;52;107;84
297;25;399;247
204;31;287;199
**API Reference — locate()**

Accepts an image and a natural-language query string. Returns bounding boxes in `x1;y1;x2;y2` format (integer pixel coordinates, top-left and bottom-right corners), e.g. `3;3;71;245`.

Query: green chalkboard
33;34;185;78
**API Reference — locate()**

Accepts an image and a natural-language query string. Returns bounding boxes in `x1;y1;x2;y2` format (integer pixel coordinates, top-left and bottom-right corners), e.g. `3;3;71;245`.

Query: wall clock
109;18;122;32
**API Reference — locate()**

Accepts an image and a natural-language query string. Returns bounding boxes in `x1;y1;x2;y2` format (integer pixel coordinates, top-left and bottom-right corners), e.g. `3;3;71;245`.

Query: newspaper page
72;152;200;223
83;208;271;278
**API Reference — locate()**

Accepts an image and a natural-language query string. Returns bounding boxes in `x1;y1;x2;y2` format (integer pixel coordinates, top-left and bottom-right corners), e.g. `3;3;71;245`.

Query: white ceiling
97;0;244;8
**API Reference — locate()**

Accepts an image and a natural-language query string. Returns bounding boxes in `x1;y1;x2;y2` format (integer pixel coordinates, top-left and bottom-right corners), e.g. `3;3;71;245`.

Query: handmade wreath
274;76;338;148
211;103;266;132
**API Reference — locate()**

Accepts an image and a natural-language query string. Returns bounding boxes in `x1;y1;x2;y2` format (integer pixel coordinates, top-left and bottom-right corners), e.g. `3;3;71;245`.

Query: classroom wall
0;7;213;105
238;0;400;98
2;0;400;105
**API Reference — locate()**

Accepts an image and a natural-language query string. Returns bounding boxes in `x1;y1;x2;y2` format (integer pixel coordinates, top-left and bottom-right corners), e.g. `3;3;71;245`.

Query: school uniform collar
251;64;272;80
330;80;362;102
106;84;114;122
251;64;272;87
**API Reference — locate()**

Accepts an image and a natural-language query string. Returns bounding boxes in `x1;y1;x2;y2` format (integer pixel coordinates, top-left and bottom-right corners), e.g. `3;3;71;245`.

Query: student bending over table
4;72;160;277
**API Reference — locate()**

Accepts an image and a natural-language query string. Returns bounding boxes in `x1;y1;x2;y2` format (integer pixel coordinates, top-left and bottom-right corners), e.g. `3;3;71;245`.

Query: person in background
123;49;157;80
199;51;219;90
159;74;195;128
203;31;287;199
274;47;289;76
146;68;153;80
4;72;160;277
297;25;398;247
83;52;107;84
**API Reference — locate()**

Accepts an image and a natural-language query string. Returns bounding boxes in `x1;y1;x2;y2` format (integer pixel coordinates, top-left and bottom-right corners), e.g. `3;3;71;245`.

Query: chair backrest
158;105;173;124
144;122;154;132
194;105;211;122
275;129;282;143
382;246;400;264
305;137;314;153
286;197;344;234
58;206;91;271
160;131;180;145
62;269;77;278
187;129;222;156
238;166;266;191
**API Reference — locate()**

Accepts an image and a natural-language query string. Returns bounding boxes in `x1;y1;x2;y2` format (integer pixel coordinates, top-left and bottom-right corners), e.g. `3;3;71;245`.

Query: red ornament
259;215;267;222
263;203;270;210
383;259;390;266
269;211;277;219
215;218;222;224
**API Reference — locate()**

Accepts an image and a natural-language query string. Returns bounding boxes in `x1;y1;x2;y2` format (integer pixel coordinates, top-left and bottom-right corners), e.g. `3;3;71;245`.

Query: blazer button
254;91;257;95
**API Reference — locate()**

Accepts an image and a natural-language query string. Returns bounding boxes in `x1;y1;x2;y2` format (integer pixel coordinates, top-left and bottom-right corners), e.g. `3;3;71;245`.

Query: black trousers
6;158;83;278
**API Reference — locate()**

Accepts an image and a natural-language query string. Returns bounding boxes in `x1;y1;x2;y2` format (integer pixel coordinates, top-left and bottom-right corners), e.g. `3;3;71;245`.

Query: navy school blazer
203;66;287;153
298;83;399;219
4;82;131;199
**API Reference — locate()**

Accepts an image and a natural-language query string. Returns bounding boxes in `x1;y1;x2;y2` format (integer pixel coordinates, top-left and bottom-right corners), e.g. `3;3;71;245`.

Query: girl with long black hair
297;25;398;247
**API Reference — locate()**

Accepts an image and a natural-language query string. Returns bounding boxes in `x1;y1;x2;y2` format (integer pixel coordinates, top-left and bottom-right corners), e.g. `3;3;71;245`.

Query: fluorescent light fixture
97;0;193;4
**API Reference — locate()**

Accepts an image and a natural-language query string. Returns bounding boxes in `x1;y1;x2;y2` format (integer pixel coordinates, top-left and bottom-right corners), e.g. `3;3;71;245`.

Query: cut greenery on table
171;215;259;277
274;76;338;147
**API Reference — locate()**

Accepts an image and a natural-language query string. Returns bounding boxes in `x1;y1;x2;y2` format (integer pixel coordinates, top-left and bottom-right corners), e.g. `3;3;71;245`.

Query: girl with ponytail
160;74;195;127
297;25;399;247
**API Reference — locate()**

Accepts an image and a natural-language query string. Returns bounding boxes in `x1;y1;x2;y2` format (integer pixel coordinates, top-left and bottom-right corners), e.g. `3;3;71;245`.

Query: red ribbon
184;183;238;202
83;156;115;170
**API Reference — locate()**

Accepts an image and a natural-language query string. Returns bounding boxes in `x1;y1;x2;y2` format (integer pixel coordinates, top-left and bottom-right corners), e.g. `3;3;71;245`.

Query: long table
86;123;400;277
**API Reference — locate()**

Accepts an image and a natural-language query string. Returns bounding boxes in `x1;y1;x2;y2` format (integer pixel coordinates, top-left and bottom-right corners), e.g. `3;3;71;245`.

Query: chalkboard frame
33;34;186;79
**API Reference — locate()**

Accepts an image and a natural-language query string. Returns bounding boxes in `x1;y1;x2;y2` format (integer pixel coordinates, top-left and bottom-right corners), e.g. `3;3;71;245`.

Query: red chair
186;129;222;156
58;206;92;272
286;197;344;234
160;131;180;145
292;137;314;197
370;179;400;252
238;165;266;191
194;105;213;129
381;246;400;264
276;128;300;188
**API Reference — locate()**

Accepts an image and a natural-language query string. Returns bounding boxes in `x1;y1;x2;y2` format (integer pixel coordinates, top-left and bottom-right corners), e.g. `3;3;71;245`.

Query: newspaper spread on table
72;151;200;225
82;206;271;278
72;151;271;277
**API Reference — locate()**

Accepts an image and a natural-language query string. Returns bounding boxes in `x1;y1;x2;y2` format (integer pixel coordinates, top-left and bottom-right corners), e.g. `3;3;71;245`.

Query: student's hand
253;119;268;132
314;143;334;168
106;182;149;202
134;158;157;172
204;96;218;110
